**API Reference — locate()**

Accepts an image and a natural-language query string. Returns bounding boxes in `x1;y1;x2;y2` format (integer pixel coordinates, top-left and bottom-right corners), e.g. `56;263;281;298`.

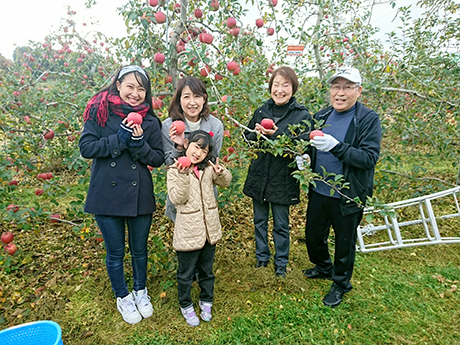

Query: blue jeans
253;199;291;267
95;214;152;298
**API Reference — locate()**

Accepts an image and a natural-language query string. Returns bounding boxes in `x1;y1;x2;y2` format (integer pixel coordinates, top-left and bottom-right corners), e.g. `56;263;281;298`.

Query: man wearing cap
303;67;381;307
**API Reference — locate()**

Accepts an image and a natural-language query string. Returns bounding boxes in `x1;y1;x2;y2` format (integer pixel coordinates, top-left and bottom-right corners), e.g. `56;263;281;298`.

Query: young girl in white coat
166;130;232;327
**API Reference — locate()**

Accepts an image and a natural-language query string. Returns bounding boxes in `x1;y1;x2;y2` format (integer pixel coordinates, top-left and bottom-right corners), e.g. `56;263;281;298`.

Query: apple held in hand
309;130;324;140
127;112;143;125
1;231;14;244
4;243;18;255
260;118;274;130
177;156;191;168
172;120;186;134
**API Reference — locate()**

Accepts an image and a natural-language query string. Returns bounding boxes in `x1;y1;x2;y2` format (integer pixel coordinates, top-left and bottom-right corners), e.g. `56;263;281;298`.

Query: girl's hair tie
209;131;214;137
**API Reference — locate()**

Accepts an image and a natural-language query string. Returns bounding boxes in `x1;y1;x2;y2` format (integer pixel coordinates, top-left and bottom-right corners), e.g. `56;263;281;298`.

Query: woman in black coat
79;65;164;324
243;66;311;278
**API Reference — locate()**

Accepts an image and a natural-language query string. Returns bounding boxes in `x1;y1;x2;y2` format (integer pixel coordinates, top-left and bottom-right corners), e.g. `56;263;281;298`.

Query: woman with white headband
79;65;164;324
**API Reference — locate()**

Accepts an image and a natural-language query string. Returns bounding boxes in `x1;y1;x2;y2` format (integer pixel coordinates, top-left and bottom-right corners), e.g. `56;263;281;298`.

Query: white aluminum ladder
357;186;460;252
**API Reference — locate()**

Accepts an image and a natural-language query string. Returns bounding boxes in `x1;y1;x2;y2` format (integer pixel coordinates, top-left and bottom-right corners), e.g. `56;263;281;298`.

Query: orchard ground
1;164;460;344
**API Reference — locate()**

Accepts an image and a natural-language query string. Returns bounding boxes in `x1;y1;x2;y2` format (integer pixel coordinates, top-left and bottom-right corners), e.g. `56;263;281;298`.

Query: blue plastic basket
0;320;63;345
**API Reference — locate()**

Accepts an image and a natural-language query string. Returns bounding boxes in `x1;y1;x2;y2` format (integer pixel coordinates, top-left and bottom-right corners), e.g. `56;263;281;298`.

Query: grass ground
1;195;459;344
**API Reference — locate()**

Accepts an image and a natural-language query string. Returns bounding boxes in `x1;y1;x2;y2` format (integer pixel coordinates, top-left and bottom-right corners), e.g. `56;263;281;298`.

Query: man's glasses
330;85;359;93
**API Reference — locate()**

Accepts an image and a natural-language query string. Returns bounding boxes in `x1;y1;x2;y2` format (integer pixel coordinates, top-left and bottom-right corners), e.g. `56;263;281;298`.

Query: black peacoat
243;98;311;205
79;110;164;217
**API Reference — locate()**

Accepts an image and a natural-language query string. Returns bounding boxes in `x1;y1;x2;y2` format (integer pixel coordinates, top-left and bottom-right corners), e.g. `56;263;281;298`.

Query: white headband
118;65;148;80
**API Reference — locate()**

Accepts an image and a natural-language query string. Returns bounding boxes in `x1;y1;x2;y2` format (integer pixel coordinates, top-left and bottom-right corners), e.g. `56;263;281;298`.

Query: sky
0;0;425;61
0;0;128;60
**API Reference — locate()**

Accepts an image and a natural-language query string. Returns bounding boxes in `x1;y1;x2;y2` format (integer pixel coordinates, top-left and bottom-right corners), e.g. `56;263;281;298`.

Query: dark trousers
176;241;216;308
253;199;291;267
305;191;363;292
95;214;152;298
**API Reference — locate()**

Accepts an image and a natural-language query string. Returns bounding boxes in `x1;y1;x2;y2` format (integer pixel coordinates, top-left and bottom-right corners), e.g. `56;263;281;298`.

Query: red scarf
83;91;150;126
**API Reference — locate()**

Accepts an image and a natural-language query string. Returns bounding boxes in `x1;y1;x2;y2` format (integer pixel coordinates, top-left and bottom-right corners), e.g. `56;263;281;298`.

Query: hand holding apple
176;156;191;173
127;112;143;125
255;122;277;136
169;122;185;148
260;118;274;130
309;129;324;140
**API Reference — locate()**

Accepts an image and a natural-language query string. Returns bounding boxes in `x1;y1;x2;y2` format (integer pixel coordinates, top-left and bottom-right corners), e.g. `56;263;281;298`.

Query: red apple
223;155;230;162
309;130;324;140
226;17;237;28
127;112;143;125
210;0;219;11
43;129;54;140
149;0;159;6
177;156;191;168
50;214;61;223
270;0;278;6
23;115;31;123
1;231;14;244
172;120;186;135
200;67;209;77
67;135;76;142
154;52;165;64
154;11;166;24
8;180;18;186
261;118;274;129
35;188;44;196
205;33;214;44
227;61;238;71
221;95;228;102
152;99;164;109
228;146;235;154
46;172;53;179
7;204;19;213
215;74;223;81
165;75;173;84
4;243;18;255
267;28;275;36
194;9;203;18
230;28;240;37
255;19;264;28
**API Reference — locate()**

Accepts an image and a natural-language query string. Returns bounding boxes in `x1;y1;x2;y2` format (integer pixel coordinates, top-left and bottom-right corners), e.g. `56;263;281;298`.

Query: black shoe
256;260;269;268
323;284;346;308
274;265;286;278
302;266;332;280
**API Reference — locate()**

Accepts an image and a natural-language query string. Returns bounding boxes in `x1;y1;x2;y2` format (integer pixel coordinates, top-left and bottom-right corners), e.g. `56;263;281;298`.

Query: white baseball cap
327;67;362;84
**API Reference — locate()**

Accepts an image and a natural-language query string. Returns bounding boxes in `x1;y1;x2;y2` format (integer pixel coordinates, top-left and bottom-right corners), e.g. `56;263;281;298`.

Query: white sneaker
116;293;142;324
180;304;200;327
133;288;153;319
199;300;212;322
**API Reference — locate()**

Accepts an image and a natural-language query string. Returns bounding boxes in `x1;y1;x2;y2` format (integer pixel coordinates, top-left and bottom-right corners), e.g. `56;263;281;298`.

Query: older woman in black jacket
243;66;311;278
79;65;164;324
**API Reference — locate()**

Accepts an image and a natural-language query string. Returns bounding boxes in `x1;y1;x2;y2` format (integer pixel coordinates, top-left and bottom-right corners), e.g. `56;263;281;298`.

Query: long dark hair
168;77;210;121
183;130;214;170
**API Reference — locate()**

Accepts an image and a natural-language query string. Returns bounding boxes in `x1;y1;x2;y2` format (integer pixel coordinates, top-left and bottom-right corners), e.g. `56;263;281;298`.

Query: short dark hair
168;77;210;121
268;66;299;95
